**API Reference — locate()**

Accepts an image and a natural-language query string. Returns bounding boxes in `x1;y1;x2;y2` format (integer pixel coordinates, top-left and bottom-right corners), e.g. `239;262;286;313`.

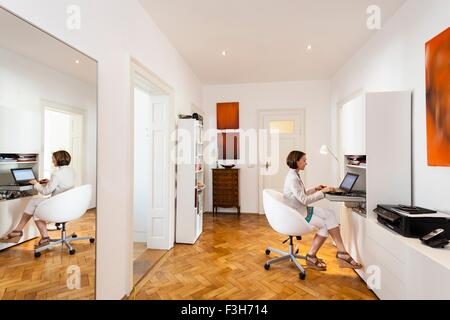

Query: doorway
258;110;305;214
43;104;84;187
130;59;175;286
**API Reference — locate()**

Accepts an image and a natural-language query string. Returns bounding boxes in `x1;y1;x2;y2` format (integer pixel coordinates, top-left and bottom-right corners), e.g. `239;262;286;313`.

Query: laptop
11;168;37;186
325;173;360;196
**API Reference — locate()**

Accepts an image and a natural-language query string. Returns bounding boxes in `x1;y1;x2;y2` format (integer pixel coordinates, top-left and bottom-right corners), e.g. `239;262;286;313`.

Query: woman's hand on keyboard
322;187;336;193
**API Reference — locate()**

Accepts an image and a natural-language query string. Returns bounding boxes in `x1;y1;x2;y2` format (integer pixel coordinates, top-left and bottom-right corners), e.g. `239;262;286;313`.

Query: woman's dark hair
286;150;306;169
53;150;71;167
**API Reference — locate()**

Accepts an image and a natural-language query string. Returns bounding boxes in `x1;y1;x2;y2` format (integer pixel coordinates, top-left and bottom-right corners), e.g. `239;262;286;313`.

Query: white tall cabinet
339;91;418;299
176;119;204;244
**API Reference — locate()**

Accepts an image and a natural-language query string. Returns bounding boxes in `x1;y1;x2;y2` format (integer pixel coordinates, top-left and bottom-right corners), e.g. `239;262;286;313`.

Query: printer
374;205;450;240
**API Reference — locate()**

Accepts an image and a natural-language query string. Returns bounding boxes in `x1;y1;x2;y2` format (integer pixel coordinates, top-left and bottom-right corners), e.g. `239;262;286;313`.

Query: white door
133;87;151;243
259;110;305;213
133;85;170;250
148;95;169;249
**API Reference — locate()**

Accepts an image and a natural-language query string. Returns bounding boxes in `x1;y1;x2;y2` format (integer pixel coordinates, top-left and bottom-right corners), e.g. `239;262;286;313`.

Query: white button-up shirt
283;169;324;217
34;166;75;197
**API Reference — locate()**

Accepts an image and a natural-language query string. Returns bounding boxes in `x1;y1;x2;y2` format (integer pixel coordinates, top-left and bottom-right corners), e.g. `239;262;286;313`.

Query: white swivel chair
34;184;95;258
263;189;313;280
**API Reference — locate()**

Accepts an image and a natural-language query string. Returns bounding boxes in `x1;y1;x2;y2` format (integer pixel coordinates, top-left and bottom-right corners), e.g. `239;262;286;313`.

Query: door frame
129;58;176;273
257;109;305;214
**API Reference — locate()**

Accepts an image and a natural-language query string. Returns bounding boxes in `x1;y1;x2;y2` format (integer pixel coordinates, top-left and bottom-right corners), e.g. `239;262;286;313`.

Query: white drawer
364;251;406;300
365;237;407;282
366;218;408;262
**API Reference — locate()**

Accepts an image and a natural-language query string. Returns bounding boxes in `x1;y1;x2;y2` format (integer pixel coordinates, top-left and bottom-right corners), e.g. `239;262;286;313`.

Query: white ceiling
0;8;97;85
139;0;406;84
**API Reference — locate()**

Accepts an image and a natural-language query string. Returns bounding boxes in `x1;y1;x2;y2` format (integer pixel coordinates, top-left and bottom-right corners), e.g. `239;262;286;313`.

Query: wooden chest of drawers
212;169;240;216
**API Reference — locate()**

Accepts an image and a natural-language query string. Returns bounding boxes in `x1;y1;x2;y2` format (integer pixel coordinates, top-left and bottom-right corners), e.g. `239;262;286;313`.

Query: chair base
264;236;307;280
34;222;94;257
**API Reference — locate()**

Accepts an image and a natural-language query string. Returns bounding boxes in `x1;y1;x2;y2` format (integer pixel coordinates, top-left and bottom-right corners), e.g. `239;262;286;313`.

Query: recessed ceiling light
75;60;80;64
221;51;227;56
307;45;312;50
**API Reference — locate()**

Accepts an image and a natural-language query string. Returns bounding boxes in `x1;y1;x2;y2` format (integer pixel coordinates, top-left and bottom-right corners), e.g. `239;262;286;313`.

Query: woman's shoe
34;237;51;249
336;252;363;269
306;254;327;271
0;230;23;243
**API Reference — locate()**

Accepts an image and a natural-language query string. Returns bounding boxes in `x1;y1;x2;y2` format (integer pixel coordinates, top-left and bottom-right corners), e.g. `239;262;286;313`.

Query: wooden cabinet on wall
212;169;240;216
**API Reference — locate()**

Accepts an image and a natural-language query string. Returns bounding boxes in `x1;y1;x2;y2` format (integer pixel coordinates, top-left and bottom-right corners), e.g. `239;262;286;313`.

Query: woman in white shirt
283;150;362;271
0;150;75;249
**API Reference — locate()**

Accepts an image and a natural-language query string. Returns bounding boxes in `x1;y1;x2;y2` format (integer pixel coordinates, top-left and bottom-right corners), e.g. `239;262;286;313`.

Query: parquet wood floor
134;213;377;300
133;243;167;286
0;210;96;300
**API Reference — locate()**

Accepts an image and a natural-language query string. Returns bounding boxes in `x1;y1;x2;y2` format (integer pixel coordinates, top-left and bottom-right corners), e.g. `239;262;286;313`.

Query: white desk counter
0;196;40;251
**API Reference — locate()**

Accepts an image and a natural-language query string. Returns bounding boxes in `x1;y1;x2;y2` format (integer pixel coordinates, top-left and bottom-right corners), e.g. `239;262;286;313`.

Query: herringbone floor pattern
134;213;377;300
0;210;96;300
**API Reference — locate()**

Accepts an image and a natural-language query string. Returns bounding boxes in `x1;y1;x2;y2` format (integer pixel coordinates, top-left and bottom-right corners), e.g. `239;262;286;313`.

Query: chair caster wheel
34;252;41;258
72;233;77;238
299;272;306;280
265;249;271;256
264;263;270;270
69;249;76;255
89;238;95;244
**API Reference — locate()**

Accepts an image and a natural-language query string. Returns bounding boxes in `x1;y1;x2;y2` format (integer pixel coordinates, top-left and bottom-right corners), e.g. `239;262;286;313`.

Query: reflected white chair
34;184;95;258
262;189;313;280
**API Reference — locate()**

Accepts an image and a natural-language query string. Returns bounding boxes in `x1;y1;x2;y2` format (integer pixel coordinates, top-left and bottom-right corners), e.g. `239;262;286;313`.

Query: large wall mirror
0;7;97;299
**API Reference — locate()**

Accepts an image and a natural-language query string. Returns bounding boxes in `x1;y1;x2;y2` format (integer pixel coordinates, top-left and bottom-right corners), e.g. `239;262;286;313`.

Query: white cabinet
0;106;41;153
337;91;417;300
364;218;450;300
340;95;365;156
365;91;412;217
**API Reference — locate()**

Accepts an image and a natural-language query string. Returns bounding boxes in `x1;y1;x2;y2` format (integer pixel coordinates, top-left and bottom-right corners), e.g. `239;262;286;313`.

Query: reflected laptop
11;168;36;186
326;173;360;196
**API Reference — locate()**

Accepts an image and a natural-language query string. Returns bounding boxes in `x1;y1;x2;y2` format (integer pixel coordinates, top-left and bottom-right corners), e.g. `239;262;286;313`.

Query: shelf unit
346;164;366;170
0;153;40;186
0;161;38;165
176;119;204;244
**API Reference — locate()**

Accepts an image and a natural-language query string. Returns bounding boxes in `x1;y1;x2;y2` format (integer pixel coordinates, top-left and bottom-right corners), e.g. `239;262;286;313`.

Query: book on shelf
0;154;18;161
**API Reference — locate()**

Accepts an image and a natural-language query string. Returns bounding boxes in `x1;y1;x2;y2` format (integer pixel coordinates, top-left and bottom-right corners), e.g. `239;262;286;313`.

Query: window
269;120;295;134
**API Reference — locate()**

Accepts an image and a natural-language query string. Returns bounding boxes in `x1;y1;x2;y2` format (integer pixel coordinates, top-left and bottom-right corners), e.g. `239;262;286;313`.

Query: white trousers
24;198;48;218
308;207;339;238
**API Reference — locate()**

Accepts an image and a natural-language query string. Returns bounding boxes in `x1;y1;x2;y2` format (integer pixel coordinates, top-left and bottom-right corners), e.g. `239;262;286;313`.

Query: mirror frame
0;5;99;300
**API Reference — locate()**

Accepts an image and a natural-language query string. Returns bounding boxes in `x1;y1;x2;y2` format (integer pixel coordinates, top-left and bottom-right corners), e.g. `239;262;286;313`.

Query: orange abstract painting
426;27;450;166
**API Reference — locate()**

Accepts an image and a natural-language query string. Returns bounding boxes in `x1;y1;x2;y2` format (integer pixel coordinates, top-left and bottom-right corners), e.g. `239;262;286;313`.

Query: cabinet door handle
265;161;270;170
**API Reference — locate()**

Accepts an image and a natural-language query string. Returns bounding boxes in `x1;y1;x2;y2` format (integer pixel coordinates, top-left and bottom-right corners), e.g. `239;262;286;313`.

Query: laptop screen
339;173;359;191
11;168;36;184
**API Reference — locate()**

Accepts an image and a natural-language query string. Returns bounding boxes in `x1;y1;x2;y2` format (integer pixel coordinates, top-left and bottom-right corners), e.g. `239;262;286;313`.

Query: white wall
330;0;450;213
0;47;97;207
203;81;333;213
0;0;203;299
